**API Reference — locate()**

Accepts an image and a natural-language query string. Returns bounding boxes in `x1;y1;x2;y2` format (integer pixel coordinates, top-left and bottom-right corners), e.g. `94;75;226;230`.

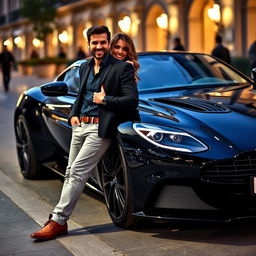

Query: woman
95;33;139;103
110;33;140;81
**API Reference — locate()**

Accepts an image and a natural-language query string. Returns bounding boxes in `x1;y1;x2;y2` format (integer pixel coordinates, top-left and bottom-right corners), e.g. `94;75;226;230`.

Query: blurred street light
3;39;11;46
156;13;168;29
58;30;69;44
14;36;22;45
207;3;223;33
83;28;88;39
14;36;25;48
118;16;131;33
32;38;41;47
207;4;221;23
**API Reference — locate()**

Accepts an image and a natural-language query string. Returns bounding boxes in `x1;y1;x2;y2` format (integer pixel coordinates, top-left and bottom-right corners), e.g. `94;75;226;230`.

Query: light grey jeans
52;122;111;225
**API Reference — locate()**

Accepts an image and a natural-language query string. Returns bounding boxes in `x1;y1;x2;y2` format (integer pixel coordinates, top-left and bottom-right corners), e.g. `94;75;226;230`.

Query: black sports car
14;52;256;227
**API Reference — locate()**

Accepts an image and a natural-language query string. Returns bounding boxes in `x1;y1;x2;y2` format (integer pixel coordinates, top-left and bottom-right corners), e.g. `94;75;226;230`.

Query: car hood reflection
138;84;256;152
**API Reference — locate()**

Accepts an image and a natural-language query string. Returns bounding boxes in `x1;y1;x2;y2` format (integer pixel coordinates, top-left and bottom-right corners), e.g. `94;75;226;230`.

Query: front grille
202;152;256;183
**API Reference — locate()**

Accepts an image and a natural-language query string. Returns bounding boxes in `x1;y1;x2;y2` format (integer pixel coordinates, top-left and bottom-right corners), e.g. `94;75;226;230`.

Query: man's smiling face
88;33;110;60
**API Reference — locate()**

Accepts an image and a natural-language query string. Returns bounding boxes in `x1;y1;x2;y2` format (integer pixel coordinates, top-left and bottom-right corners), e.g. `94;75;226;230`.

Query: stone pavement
0;190;74;256
0;168;122;256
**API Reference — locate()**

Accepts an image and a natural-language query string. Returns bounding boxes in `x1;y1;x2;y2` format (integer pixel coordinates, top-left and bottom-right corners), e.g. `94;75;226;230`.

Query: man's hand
70;116;81;126
93;85;106;104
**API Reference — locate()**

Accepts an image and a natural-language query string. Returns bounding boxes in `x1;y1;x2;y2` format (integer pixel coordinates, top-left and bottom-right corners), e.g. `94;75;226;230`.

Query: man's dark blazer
69;54;139;138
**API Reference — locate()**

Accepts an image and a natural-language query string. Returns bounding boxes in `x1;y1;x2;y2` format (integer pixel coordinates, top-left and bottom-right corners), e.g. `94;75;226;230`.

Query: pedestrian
76;46;87;60
110;32;140;81
248;40;256;69
58;46;66;58
211;35;231;64
173;37;185;51
0;45;16;92
30;25;139;240
30;48;39;59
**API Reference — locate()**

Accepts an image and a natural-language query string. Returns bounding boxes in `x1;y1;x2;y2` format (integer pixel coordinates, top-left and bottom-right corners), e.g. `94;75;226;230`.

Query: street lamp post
207;3;223;34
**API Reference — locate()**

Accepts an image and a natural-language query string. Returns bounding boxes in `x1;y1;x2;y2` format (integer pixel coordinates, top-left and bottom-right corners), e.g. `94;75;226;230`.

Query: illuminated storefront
0;0;255;62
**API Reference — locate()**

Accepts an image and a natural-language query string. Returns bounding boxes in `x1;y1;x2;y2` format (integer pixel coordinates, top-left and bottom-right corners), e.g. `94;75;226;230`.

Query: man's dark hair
215;35;222;44
87;26;111;42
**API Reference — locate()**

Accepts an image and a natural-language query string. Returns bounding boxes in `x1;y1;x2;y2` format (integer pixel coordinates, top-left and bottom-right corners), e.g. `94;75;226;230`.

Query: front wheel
15;115;42;179
101;142;136;228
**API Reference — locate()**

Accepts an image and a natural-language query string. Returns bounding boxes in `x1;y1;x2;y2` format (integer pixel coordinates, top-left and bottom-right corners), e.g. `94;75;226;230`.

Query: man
248;40;256;69
0;45;15;92
173;37;185;51
30;26;138;240
211;35;231;64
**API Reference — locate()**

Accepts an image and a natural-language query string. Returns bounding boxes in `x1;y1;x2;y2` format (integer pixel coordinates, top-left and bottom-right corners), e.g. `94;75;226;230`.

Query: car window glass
138;54;248;91
57;66;80;93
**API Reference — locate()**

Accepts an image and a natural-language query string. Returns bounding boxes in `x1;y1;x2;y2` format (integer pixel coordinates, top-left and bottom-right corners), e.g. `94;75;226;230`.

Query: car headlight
133;123;208;153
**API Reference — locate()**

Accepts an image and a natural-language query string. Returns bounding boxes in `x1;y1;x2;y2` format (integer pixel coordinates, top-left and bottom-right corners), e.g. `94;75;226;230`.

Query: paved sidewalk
0;166;122;256
0;190;74;256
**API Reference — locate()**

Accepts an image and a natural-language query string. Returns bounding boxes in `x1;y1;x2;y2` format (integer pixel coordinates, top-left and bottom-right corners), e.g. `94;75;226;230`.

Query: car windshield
137;53;248;91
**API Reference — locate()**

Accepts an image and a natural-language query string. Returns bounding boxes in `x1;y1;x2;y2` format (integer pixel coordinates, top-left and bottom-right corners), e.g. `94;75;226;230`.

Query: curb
0;168;123;256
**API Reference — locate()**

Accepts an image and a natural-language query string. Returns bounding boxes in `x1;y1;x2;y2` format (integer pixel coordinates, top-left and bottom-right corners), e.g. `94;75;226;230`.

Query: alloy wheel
101;144;126;220
16;117;30;172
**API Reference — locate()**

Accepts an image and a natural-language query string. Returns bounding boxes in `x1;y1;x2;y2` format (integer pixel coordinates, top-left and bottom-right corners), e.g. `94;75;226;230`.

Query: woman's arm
93;63;138;110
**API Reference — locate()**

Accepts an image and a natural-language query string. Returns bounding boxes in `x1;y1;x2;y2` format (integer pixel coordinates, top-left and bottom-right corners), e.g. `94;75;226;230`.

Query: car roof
70;51;206;67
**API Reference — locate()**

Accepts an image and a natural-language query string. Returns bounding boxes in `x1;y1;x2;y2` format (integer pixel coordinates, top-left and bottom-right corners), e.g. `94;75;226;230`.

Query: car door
42;64;80;157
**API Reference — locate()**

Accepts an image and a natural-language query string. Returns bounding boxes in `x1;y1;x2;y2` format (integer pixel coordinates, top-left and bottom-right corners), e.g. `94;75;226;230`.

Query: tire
101;142;136;228
15;115;42;179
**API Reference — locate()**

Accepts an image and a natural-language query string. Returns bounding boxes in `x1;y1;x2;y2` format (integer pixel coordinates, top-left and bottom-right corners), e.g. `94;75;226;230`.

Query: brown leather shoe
30;214;67;240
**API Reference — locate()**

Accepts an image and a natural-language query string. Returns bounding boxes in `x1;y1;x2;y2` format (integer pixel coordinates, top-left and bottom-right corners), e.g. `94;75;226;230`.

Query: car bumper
122;141;256;222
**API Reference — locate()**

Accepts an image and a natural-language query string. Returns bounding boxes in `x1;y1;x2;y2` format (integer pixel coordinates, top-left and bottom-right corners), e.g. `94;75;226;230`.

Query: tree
20;0;57;57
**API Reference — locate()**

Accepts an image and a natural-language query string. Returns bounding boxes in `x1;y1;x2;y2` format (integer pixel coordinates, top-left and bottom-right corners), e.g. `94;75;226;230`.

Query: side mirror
251;68;256;83
41;81;68;96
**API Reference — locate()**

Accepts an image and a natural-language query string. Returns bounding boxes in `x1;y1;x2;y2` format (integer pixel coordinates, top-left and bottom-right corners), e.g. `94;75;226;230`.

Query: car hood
138;84;256;154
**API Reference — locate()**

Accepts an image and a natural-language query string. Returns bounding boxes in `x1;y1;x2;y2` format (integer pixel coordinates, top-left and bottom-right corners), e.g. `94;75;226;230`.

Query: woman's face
111;39;129;60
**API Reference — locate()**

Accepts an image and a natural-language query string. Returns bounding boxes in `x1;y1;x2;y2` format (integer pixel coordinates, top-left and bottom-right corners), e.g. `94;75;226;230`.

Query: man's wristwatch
102;96;106;105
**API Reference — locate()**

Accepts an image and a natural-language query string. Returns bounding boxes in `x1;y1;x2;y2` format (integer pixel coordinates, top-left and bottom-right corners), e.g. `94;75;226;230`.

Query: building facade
0;0;256;61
